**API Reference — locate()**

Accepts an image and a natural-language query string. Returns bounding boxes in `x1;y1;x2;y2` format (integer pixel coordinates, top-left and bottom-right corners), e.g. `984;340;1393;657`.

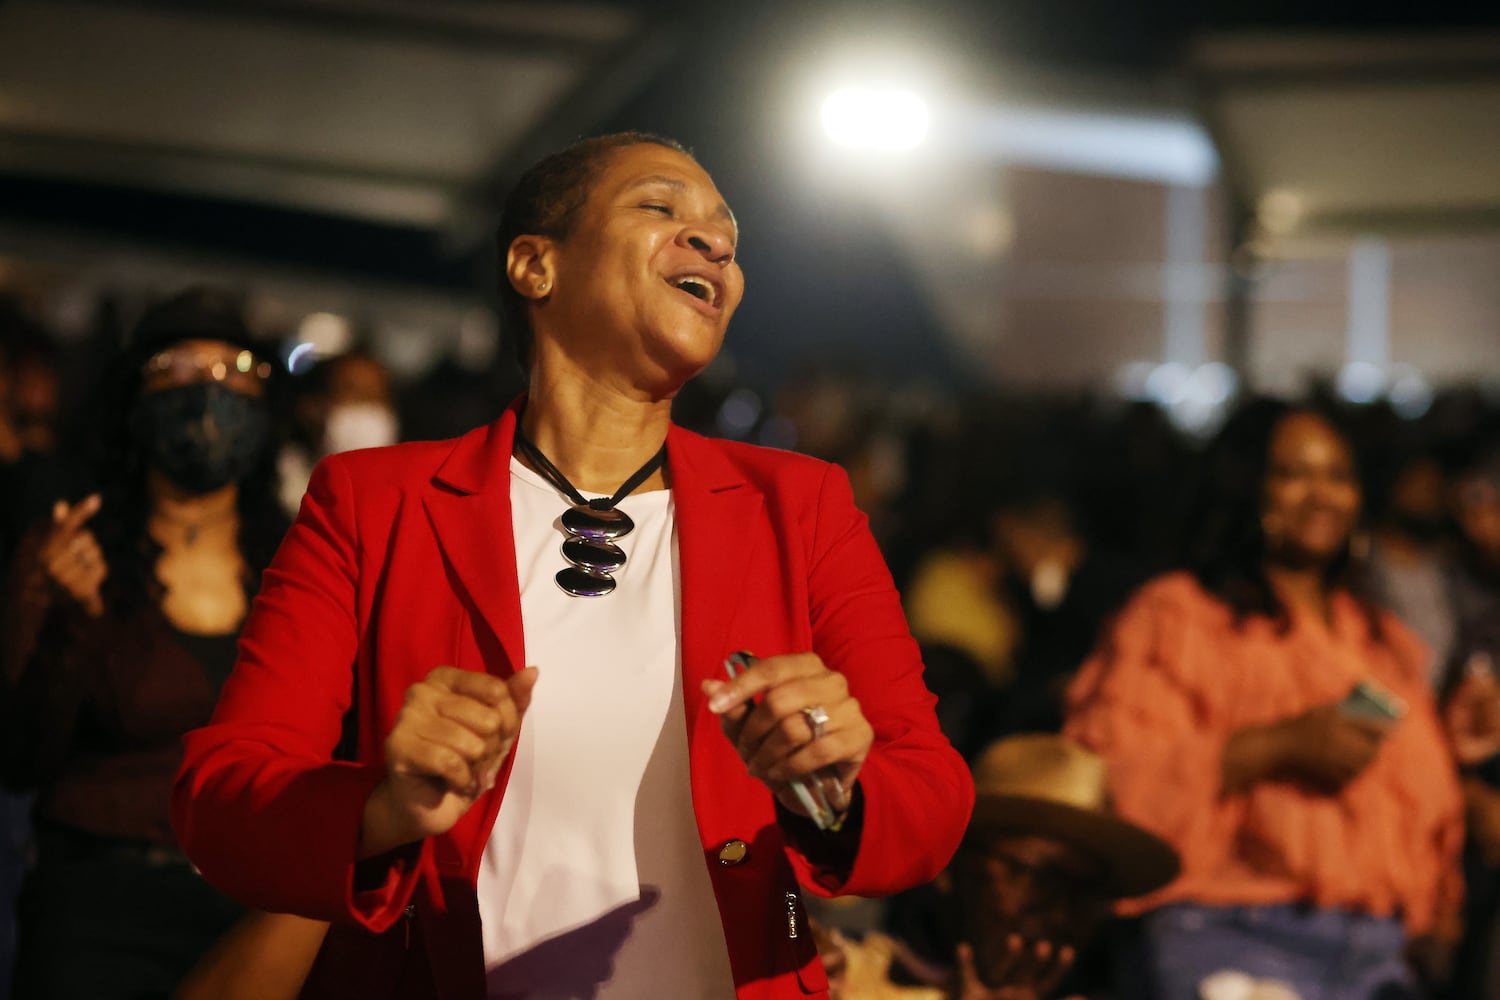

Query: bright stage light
821;87;930;152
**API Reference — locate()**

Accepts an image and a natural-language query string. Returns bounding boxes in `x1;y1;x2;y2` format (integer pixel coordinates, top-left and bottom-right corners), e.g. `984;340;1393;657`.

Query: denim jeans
1125;902;1421;1000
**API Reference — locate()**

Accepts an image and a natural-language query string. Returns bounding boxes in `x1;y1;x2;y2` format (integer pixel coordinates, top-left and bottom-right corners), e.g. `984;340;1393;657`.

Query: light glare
968;107;1218;186
285;341;316;375
298;311;353;357
1337;361;1385;404
822;87;930;152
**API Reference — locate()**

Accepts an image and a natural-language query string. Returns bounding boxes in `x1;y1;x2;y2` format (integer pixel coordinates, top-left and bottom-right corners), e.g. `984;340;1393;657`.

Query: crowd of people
3;132;1500;1000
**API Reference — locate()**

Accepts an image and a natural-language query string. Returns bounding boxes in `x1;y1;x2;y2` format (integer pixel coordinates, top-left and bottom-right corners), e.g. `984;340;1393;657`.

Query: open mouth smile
666;272;724;310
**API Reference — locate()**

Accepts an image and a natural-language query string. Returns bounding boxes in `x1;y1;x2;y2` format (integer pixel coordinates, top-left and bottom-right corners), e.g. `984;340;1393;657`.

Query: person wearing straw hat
884;734;1179;1000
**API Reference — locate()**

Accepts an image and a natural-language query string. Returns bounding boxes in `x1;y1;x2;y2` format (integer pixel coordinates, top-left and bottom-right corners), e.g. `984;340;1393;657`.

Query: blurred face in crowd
523;142;744;396
1387;456;1448;542
1456;474;1500;567
992;500;1083;610
952;833;1111;989
327;353;391;407
1;354;59;455
135;337;273;494
1261;412;1361;570
318;353;398;455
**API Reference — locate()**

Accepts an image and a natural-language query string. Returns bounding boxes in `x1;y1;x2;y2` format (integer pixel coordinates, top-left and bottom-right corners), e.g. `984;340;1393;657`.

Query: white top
476;458;736;999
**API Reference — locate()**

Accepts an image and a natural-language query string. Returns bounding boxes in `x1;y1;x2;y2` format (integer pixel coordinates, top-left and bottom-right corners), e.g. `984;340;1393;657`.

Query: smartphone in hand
724;651;847;831
1340;678;1407;723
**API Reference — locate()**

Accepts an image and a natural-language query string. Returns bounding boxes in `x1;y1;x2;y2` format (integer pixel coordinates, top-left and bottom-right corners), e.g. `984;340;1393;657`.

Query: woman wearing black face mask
0;287;288;1000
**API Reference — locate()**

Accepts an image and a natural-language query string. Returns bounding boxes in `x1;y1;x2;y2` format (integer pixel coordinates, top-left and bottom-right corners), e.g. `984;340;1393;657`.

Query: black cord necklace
513;427;667;597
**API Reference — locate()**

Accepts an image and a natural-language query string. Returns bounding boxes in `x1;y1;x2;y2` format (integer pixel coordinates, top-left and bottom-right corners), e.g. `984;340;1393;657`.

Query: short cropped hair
495;131;692;371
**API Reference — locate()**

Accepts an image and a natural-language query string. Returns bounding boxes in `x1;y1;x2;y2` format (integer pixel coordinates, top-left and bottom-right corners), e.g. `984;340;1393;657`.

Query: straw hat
966;734;1180;899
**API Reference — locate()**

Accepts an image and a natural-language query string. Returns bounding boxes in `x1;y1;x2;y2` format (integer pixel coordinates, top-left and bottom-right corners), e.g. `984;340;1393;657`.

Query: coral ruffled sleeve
1064;577;1255;906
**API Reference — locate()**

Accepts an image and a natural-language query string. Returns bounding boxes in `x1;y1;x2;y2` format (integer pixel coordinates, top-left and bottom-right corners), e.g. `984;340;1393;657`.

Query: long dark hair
82;289;288;615
1185;396;1379;633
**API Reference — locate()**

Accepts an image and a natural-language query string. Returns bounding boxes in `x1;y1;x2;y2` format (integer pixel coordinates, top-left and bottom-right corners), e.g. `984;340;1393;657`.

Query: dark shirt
2;528;238;847
963;549;1149;754
168;626;239;700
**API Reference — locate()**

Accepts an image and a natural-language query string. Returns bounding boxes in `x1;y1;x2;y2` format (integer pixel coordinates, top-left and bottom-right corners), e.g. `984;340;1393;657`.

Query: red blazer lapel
420;403;527;679
669;426;764;745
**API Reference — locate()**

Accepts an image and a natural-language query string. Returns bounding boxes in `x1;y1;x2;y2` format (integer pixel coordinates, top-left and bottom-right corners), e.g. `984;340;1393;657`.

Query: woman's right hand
359;665;538;858
1224;703;1388;794
39;495;106;617
1274;703;1389;789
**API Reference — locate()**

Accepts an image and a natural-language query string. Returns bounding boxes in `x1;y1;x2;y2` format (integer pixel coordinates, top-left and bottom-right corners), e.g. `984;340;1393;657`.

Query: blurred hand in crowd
952;939;1080;1000
949;835;1108;1000
1275;703;1391;790
1444;654;1500;766
39;494;106;617
1224;703;1389;794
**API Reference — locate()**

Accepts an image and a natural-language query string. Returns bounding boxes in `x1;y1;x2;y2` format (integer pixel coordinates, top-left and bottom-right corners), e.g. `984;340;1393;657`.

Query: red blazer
172;403;972;999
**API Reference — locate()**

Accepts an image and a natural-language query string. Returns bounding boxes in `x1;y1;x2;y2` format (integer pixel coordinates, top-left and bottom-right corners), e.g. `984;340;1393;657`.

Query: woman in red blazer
172;132;972;999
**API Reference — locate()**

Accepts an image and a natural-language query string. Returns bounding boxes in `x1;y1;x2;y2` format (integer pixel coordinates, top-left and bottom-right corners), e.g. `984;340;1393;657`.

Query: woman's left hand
703;652;874;817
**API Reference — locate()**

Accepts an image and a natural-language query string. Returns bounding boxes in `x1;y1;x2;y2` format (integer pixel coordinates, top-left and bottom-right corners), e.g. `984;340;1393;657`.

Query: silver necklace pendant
555;503;634;597
515;427;663;599
561;537;627;573
560;504;634;541
555;565;618;597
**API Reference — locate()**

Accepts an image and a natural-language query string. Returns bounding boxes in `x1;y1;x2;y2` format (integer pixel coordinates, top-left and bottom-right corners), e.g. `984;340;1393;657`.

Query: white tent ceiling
1192;32;1500;255
0;0;666;228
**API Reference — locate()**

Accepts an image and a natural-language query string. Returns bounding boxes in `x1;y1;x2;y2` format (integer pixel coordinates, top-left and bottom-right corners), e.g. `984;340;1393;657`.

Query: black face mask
131;382;270;494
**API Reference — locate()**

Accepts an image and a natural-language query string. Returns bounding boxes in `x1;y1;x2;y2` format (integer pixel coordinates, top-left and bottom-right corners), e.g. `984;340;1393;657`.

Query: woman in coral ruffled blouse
1065;399;1466;1000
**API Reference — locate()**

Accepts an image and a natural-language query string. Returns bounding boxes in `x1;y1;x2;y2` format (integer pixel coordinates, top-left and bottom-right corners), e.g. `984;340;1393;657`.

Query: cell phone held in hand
1340;678;1407;723
723;651;847;832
